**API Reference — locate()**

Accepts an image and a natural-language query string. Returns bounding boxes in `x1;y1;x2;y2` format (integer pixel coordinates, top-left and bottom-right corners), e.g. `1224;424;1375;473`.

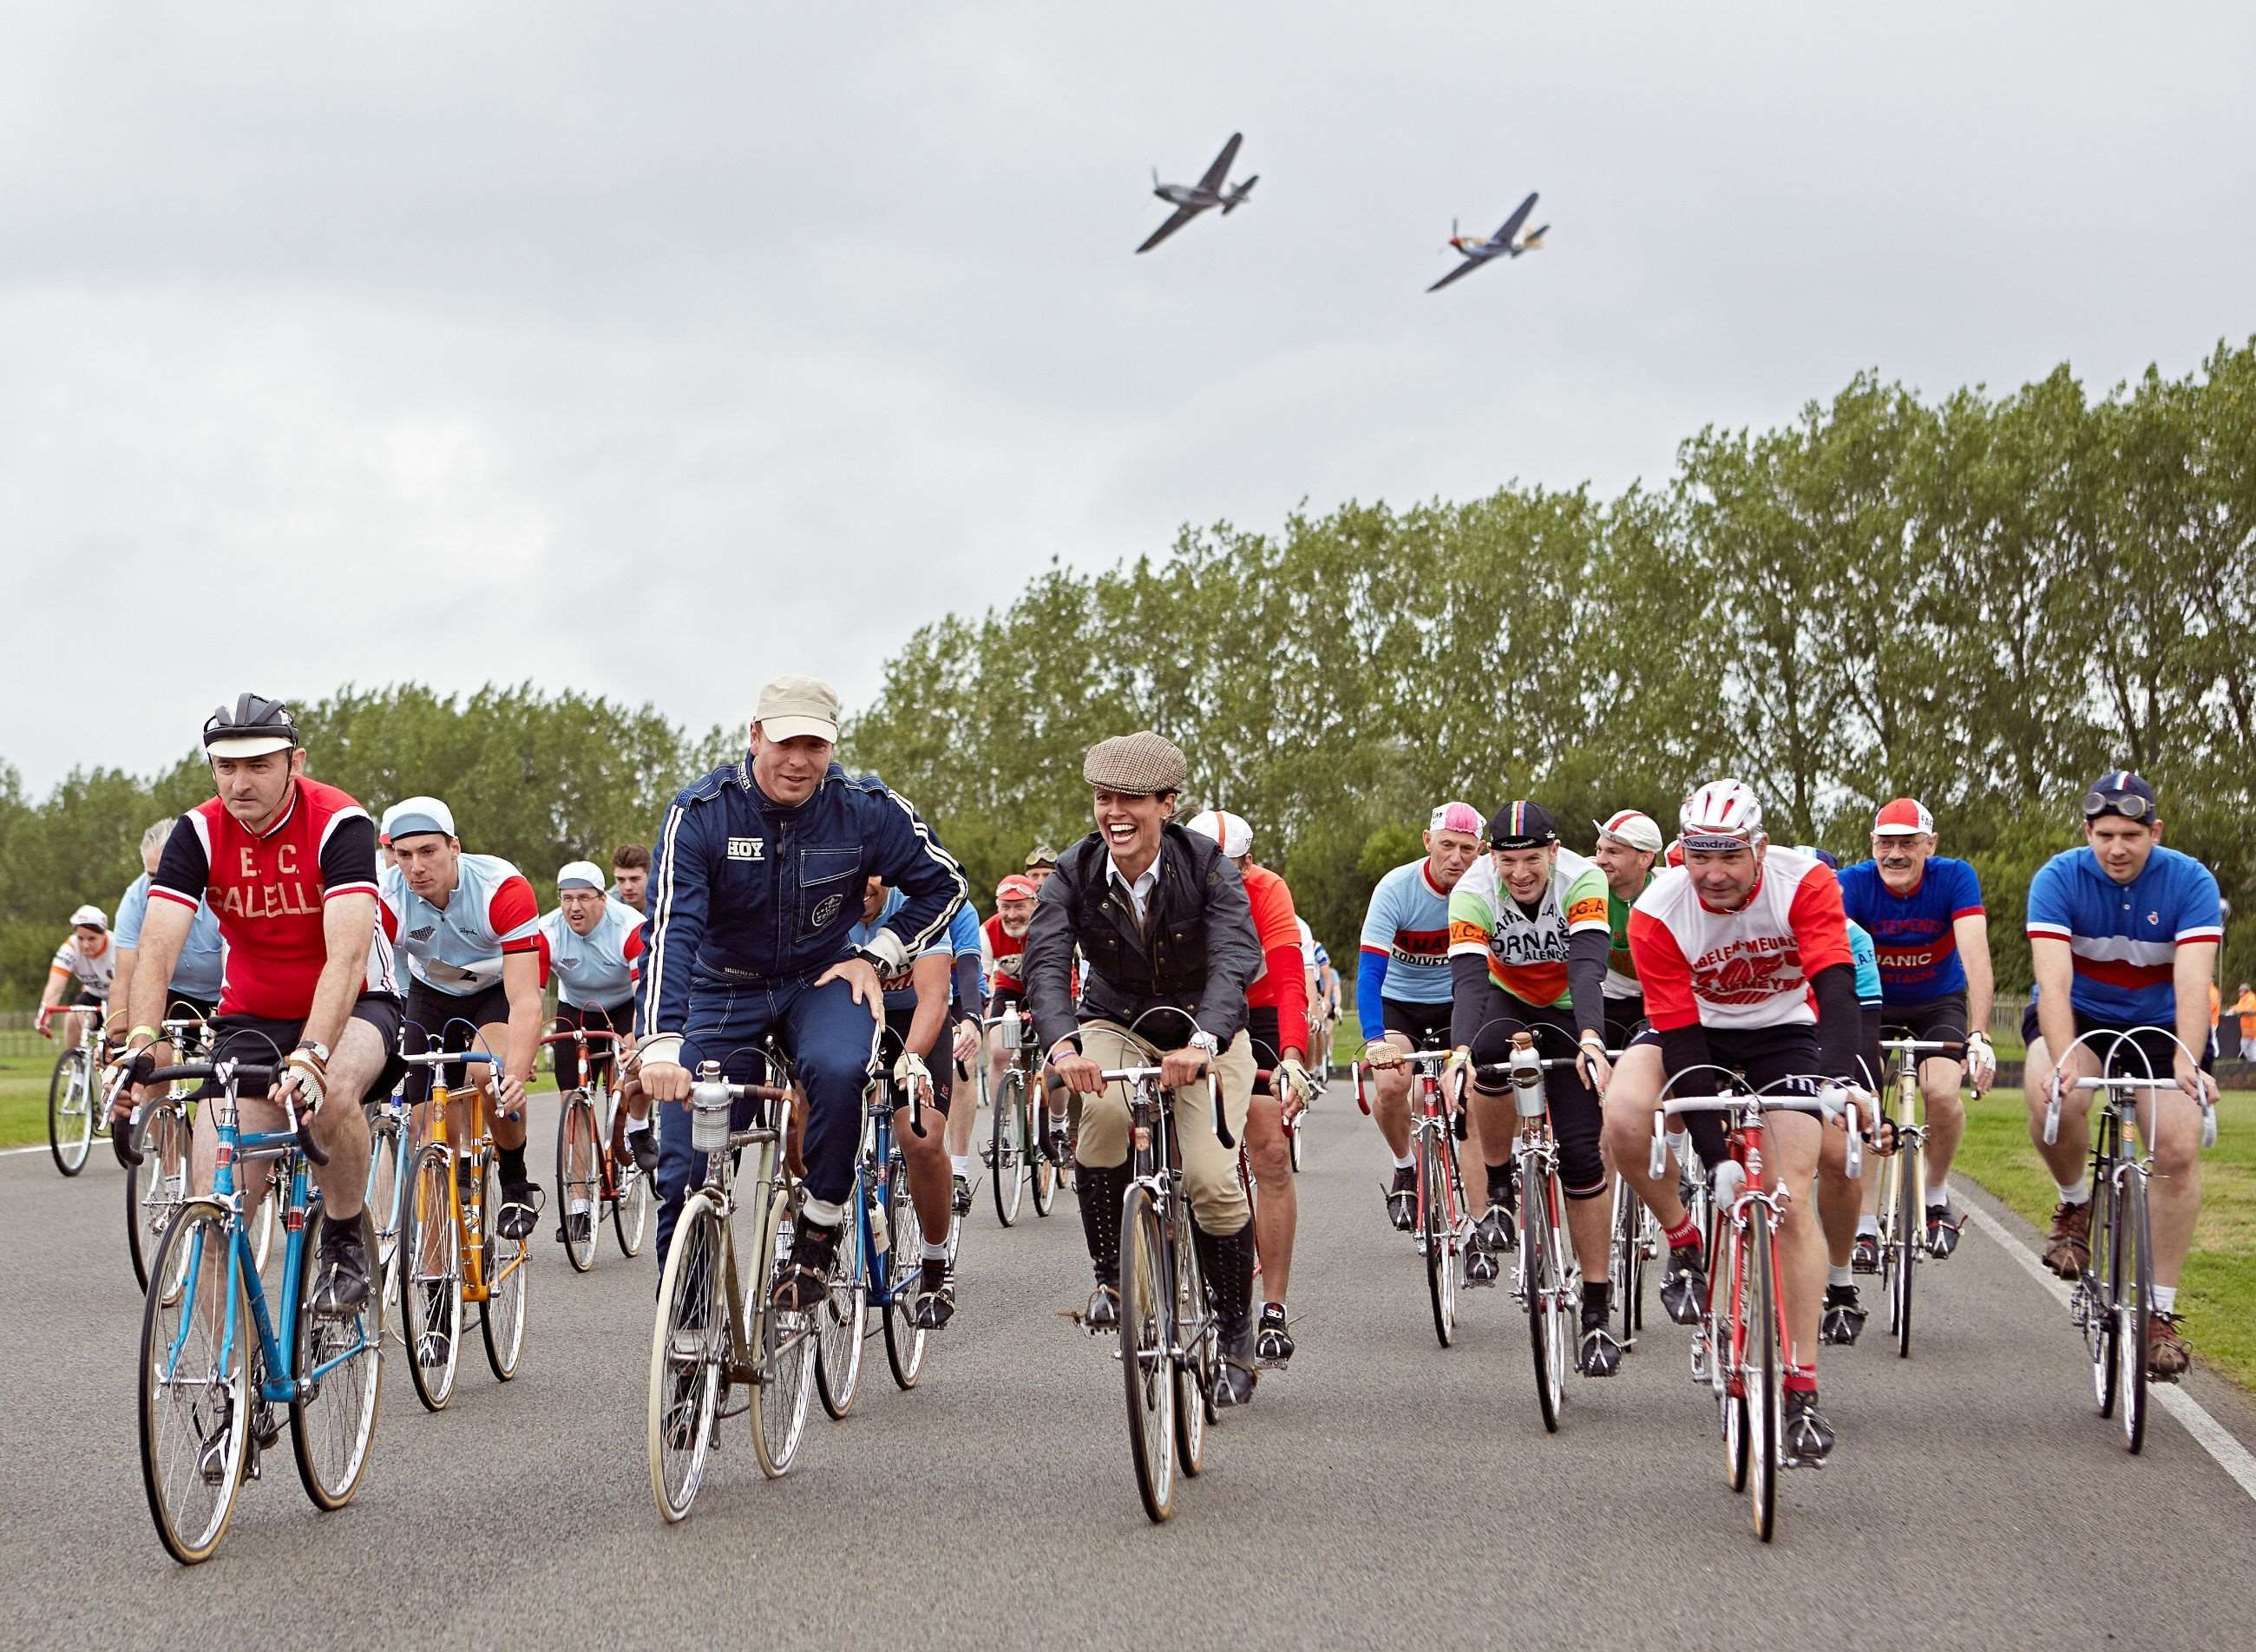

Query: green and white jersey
1447;847;1610;1008
1604;869;1658;1000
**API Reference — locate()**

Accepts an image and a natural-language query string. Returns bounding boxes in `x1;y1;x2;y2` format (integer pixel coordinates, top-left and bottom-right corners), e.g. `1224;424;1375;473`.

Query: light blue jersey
1846;918;1883;1007
539;899;646;1011
852;887;954;1014
115;871;226;1002
379;855;542;996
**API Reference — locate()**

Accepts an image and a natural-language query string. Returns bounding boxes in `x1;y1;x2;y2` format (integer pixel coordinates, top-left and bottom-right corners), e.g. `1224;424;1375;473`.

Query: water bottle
1712;1159;1747;1211
1508;1042;1545;1119
1001;1004;1020;1048
869;1191;888;1257
691;1062;729;1153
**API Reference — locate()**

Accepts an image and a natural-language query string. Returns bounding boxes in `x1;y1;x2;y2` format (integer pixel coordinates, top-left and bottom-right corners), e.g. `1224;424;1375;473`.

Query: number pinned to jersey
727;836;765;862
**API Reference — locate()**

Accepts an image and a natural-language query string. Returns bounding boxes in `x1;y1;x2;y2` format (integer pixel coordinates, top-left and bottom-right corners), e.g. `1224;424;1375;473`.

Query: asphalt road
4;1082;2254;1652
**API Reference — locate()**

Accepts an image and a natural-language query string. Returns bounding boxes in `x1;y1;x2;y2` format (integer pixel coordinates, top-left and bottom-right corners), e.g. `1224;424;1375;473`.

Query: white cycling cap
1185;809;1253;858
69;904;109;928
556;860;607;893
384;796;456;842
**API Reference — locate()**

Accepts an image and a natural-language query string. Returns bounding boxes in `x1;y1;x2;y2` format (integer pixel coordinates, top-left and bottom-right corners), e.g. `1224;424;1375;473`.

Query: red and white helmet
1678;779;1765;851
1185;809;1253;859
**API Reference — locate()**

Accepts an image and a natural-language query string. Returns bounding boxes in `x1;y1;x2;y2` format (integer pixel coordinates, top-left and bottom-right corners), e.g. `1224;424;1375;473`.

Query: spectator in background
2235;981;2256;1062
611;842;650;913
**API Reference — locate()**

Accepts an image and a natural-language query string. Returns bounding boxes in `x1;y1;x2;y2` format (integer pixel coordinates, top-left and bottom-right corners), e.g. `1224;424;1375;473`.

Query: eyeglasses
2082;790;2154;823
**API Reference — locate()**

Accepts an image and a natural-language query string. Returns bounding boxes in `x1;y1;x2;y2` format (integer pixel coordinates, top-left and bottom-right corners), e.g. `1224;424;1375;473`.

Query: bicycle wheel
364;1111;404;1319
1420;1129;1456;1348
48;1046;93;1176
127;1100;193;1296
554;1091;600;1273
399;1144;462;1412
815;1183;869;1419
1120;1183;1176;1523
882;1163;929;1389
1029;1081;1059;1217
289;1214;383;1511
1609;1174;1643;1349
647;1193;726;1522
2120;1165;2152;1453
2086;1149;2119;1419
249;1174;281;1276
480;1161;529;1380
1522;1164;1564;1434
1748;1216;1781;1543
138;1202;248;1564
612;1128;653;1258
1722;1220;1749;1493
992;1074;1026;1228
1171;1210;1210;1478
1892;1124;1920;1359
749;1183;816;1478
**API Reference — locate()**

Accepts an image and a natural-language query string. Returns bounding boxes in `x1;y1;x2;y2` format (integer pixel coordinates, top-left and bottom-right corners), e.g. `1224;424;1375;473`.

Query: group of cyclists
43;678;2231;1538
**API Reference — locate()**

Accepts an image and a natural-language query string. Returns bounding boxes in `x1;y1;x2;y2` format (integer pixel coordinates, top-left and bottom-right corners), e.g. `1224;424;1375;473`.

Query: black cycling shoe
558;1211;593;1247
1475;1202;1515;1253
1215;1323;1258;1407
1850;1230;1881;1274
1464;1236;1501;1285
1577;1311;1623;1378
1820;1283;1868;1347
1255;1303;1295;1367
1659;1242;1708;1326
1782;1388;1836;1460
771;1219;838;1313
1085;1282;1120;1331
913;1258;955;1329
626;1127;660;1175
308;1213;372;1317
495;1181;542;1242
1925;1202;1963;1259
950;1175;974;1217
1385;1164;1417;1231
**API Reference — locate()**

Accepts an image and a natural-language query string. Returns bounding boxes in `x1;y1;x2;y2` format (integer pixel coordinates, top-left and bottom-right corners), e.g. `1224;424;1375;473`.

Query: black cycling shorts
1602;991;1647;1051
553;1000;630;1091
1883;992;1971;1056
402;978;514;1105
2022;1001;2214;1078
1630;1019;1825;1170
1461;986;1606;1201
1379;997;1453;1052
882;1005;953;1118
201;991;406;1102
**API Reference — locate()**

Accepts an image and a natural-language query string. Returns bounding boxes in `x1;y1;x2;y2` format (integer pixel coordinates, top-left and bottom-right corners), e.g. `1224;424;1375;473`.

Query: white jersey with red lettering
152;778;397;1021
378;856;542;996
50;932;119;998
1626;846;1853;1033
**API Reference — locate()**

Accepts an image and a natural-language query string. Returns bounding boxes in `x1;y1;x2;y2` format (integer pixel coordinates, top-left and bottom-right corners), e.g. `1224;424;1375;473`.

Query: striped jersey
1448;848;1610;1009
1628;847;1853;1032
2025;843;2221;1026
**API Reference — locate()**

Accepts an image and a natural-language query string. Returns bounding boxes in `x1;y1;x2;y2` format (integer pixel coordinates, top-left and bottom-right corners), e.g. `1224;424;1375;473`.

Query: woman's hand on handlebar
1158;1048;1210;1091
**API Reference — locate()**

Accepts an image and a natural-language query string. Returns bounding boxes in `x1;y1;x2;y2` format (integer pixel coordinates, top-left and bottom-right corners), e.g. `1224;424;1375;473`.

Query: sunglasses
2082;790;2154;823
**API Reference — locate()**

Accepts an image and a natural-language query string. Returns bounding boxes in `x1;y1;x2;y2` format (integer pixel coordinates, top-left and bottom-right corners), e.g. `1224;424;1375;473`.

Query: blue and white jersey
115;871;226;1002
851;888;955;1015
1846;919;1883;1008
1357;858;1453;1031
2026;843;2222;1027
539;899;646;1011
379;855;543;997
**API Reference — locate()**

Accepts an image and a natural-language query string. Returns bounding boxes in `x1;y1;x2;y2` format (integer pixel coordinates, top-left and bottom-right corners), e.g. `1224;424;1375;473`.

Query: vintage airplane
1426;191;1548;292
1136;132;1258;254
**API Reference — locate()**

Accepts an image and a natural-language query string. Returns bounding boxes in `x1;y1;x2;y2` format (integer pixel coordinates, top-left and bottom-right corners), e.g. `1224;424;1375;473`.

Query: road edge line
1962;1204;2256;1503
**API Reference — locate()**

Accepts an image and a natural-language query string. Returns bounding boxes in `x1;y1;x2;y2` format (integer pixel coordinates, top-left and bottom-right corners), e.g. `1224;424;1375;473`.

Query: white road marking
1963;1203;2256;1503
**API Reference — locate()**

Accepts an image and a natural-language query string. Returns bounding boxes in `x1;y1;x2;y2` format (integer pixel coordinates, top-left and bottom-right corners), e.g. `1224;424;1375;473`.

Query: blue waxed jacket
633;758;966;1062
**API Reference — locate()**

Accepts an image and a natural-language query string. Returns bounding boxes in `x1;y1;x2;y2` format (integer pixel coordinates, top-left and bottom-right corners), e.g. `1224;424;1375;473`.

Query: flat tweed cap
1083;731;1187;795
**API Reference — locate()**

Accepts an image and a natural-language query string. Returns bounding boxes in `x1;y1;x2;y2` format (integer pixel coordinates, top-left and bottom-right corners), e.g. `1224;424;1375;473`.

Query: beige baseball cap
754;675;841;744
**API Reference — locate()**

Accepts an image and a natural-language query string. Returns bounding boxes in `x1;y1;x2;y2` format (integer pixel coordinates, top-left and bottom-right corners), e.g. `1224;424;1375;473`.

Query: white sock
1828;1266;1853;1289
1928;1179;1951;1206
921;1237;950;1262
1855;1215;1879;1237
2056;1182;2092;1206
2152;1285;2177;1314
802;1196;845;1227
951;1155;973;1177
567;1196;589;1216
1393;1151;1416;1170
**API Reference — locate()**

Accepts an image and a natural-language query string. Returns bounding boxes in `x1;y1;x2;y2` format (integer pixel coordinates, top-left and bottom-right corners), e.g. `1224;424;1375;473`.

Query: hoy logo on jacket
727;837;765;862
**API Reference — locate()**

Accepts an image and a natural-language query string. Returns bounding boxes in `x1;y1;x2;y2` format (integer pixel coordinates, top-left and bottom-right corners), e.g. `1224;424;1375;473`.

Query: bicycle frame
852;1079;918;1314
403;1049;516;1306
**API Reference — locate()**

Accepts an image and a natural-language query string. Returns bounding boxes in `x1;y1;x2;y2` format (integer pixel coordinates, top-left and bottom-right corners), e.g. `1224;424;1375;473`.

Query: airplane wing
1136;203;1205;254
1197;132;1243;194
1425;257;1487;293
1492;192;1538;246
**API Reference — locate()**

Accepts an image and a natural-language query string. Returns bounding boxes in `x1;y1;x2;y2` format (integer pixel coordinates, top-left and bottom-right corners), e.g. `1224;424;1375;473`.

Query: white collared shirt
1108;856;1161;926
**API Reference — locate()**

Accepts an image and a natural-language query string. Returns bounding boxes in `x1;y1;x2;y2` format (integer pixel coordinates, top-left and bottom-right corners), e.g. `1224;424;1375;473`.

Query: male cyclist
38;905;118;1046
112;694;402;1316
634;674;965;1308
1803;846;1885;1347
1446;801;1622;1374
2023;771;2220;1380
936;888;987;1217
1597;780;1872;1459
112;818;226;1026
379;796;546;1237
1186;809;1318;1367
610;842;650;912
539;859;654;1242
1023;844;1059;894
1022;732;1265;1405
1358;802;1484;1230
1591;810;1662;1047
1837;797;1997;1261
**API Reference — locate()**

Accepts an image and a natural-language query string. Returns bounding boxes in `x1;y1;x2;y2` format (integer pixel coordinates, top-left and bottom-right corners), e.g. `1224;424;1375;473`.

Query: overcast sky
6;2;2252;794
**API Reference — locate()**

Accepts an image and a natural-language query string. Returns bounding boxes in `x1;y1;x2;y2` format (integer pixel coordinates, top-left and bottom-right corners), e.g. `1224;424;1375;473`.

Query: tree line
4;343;2250;1006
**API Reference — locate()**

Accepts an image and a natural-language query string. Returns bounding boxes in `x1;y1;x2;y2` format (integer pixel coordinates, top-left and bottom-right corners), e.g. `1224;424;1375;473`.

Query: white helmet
1678;779;1765;850
1185;809;1253;858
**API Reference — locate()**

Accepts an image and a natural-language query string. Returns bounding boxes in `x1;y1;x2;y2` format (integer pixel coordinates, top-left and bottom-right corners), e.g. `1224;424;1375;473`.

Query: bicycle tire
647;1193;725;1521
1419;1128;1456;1347
288;1210;383;1511
399;1144;462;1413
749;1183;815;1478
1172;1209;1209;1478
1523;1162;1563;1434
126;1100;192;1296
992;1074;1026;1228
815;1179;869;1419
2088;1137;2119;1419
1722;1216;1749;1493
1893;1124;1920;1360
881;1161;929;1389
49;1046;93;1176
2121;1164;2151;1453
1610;1174;1643;1349
556;1091;600;1274
480;1160;529;1380
1029;1078;1059;1217
139;1202;248;1564
364;1109;404;1319
612;1156;653;1258
1748;1216;1781;1543
1121;1183;1176;1523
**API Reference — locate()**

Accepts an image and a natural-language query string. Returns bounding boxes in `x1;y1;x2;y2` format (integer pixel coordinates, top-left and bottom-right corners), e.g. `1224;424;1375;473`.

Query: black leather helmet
202;693;299;757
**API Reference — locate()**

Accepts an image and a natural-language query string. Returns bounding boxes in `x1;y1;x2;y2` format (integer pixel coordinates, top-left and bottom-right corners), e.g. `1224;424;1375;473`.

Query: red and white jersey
1627;847;1853;1032
377;855;542;996
50;932;118;997
152;779;397;1021
980;912;1027;992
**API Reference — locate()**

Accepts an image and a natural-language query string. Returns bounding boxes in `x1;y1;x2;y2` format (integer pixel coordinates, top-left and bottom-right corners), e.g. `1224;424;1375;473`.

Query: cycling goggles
2082;790;2154;823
